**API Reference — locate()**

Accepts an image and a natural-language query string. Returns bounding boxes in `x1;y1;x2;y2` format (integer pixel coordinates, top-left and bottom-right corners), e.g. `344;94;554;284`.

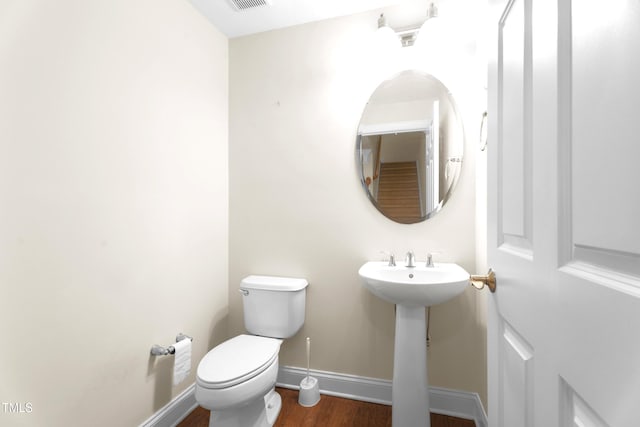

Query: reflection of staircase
377;162;421;223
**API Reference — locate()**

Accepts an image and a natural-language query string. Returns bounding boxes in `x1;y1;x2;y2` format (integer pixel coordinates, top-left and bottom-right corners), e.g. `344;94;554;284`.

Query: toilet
195;275;309;427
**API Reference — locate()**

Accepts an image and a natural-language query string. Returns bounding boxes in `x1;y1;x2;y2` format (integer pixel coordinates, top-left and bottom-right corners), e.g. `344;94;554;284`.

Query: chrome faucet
426;253;434;268
405;251;415;268
388;253;396;267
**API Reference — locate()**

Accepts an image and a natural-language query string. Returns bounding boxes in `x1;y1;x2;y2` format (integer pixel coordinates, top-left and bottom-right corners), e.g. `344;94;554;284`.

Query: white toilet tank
240;275;308;339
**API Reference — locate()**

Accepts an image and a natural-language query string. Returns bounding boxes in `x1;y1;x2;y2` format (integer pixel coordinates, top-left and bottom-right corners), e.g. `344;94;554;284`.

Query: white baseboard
277;366;487;427
139;383;198;427
277;365;393;405
429;385;488;427
140;367;488;427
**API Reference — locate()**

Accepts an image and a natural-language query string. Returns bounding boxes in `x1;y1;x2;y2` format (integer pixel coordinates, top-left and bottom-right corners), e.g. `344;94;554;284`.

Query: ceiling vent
228;0;273;11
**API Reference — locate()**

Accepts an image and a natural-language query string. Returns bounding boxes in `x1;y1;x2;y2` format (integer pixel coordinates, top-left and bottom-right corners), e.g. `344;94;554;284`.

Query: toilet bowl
195;335;282;426
195;275;308;427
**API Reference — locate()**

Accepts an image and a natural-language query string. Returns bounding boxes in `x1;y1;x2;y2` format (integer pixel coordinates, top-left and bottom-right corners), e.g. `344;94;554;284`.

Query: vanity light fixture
377;2;439;48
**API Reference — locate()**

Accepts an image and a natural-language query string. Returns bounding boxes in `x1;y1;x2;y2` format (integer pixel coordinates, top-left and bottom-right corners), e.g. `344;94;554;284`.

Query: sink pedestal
393;305;430;427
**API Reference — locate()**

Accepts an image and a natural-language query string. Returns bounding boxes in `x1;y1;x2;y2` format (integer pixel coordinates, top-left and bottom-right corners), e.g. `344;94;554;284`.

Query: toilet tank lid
240;275;308;291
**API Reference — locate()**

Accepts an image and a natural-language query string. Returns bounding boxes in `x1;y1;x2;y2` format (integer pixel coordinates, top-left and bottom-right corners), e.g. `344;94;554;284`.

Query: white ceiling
187;0;424;38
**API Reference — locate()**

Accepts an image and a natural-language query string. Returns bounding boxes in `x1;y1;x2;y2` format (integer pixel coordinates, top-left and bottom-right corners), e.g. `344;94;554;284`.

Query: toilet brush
298;337;320;407
305;337;311;381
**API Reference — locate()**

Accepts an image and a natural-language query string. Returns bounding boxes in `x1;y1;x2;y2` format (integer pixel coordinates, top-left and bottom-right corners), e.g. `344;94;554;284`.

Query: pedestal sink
358;261;470;427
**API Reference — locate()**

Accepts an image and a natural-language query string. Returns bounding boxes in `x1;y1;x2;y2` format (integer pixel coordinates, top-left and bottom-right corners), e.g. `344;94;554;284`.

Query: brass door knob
470;269;496;293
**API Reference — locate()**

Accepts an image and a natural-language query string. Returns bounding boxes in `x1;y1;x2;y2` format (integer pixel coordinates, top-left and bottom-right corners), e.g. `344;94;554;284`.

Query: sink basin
358;261;470;307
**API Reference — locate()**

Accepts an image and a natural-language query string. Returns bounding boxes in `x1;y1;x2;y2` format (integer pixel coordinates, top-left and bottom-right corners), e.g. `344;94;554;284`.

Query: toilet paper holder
150;333;192;356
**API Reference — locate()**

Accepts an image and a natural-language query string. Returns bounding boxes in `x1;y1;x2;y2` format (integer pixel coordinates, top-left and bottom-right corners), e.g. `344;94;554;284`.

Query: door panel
570;0;640;258
488;0;640;426
498;0;533;254
501;322;533;427
559;0;640;277
561;380;609;427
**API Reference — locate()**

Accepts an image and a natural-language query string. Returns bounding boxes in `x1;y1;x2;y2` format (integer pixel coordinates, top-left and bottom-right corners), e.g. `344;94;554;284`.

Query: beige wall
229;2;487;408
0;0;228;425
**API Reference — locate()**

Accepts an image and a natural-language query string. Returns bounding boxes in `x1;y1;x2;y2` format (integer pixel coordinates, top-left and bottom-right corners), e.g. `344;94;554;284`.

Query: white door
487;0;640;426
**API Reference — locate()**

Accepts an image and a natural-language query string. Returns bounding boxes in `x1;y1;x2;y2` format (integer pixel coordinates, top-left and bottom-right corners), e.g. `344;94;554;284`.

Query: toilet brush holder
298;337;320;407
298;376;320;407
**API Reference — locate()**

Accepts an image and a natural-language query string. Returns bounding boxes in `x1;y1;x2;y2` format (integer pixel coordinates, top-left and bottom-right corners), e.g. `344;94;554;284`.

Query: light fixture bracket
377;1;438;48
395;26;421;48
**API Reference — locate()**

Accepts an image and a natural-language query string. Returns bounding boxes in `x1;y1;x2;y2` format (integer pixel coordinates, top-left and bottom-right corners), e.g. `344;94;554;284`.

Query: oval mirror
356;70;464;224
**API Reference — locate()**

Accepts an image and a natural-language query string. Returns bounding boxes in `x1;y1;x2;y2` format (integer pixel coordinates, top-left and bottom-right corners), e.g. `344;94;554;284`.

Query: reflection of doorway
377;161;421;223
376;131;427;221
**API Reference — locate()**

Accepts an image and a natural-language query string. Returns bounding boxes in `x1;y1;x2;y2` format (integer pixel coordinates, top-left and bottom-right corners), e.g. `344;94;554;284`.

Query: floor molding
277;366;487;427
139;383;197;427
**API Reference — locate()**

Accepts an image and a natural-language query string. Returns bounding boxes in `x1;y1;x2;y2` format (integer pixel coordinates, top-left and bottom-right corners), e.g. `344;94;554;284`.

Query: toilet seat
197;334;282;389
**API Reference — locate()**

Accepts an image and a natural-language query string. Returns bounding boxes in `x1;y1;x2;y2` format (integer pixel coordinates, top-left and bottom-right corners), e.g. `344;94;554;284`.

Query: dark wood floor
178;387;476;427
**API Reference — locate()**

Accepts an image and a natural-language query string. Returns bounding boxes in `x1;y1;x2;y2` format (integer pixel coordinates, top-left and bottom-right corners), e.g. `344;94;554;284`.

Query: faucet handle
425;251;443;267
380;251;396;266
